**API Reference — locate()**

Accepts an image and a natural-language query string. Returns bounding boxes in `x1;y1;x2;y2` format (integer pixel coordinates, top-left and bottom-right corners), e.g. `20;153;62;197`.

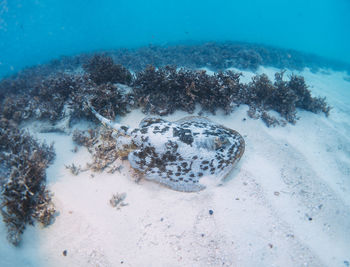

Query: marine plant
0;57;331;128
133;66;331;125
83;54;132;85
0;118;56;246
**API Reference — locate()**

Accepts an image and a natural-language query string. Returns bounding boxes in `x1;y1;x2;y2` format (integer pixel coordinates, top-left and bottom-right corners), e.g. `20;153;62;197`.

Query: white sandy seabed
0;66;350;267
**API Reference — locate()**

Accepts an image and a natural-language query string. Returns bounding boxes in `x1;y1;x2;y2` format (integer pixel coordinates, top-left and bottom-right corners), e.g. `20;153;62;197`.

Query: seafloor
0;42;350;267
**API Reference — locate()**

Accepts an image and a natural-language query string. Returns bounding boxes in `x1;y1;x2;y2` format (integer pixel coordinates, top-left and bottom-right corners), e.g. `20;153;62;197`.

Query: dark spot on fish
121;126;129;132
141;136;149;142
173;127;194;145
160;126;170;133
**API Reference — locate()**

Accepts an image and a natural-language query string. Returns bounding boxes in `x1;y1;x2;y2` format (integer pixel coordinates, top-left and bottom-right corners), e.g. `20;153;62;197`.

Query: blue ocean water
0;0;349;77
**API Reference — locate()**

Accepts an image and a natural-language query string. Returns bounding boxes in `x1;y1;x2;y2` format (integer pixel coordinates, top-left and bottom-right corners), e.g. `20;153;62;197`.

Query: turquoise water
0;0;349;77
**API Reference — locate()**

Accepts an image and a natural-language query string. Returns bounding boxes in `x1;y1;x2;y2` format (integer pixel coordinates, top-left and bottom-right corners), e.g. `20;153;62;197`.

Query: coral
0;118;56;246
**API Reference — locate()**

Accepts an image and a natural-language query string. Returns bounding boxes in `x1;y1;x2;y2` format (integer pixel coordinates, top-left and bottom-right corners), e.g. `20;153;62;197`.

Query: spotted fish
89;103;245;192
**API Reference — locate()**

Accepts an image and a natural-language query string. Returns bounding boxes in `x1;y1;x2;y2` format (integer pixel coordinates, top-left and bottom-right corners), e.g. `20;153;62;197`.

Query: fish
89;103;245;192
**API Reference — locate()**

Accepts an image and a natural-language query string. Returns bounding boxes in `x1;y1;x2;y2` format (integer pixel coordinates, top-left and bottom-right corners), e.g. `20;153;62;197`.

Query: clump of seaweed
0;72;88;124
0;67;134;128
133;66;244;115
133;65;197;115
83;54;133;85
0;52;331;130
243;71;331;125
86;83;135;120
65;163;84;176
1;94;33;122
109;192;128;209
72;128;98;147
288;74;331;115
72;128;120;172
133;66;330;125
0;118;56;246
109;42;350;73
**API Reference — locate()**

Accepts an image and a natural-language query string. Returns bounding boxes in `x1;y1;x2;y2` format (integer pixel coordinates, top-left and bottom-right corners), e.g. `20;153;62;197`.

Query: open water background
0;0;349;77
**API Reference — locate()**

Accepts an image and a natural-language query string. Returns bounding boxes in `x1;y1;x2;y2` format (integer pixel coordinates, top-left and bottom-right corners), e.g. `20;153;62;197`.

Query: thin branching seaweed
0;118;56;245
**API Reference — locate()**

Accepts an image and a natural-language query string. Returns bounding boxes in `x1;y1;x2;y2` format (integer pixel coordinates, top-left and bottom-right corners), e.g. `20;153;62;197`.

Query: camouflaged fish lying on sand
88;102;245;192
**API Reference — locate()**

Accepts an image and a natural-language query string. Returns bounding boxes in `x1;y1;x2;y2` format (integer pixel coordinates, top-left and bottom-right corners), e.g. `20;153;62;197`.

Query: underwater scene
0;0;349;266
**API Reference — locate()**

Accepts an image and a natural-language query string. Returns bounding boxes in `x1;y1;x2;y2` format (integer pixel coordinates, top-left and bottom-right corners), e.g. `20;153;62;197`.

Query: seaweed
83;54;132;85
87;83;135;120
0;68;134;127
0;46;331;130
0;72;88;123
133;66;330;124
261;111;282;127
269;71;299;123
72;128;98;147
109;192;128;209
133;65;196;115
242;71;331;125
0;61;330;129
133;66;244;115
107;42;350;74
288;74;331;116
73;128;120;172
0;118;56;246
